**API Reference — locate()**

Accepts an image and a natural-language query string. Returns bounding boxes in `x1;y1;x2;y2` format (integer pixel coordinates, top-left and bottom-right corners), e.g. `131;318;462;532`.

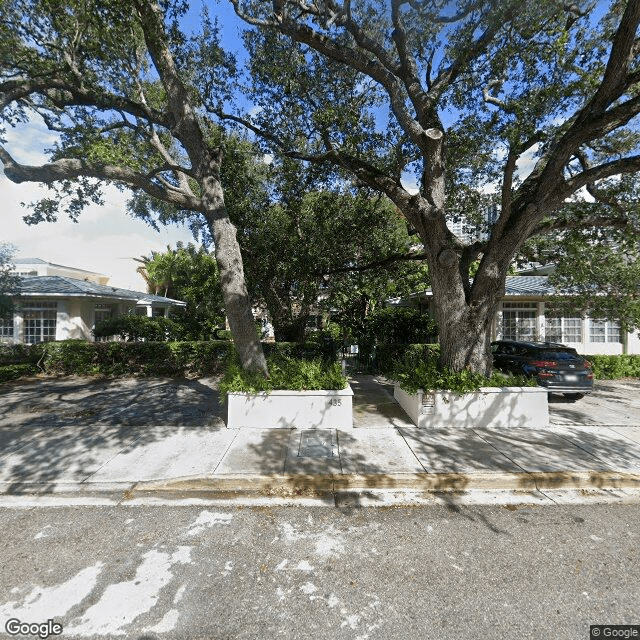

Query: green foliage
585;355;640;380
358;306;438;345
93;315;184;342
3;340;232;378
0;242;19;317
219;352;347;396
262;340;337;363
135;243;226;340
375;343;441;379
396;361;537;396
0;343;41;365
0;363;37;382
225;155;427;342
375;343;534;394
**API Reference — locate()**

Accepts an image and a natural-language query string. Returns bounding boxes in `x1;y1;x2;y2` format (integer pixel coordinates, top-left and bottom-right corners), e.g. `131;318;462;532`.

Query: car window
538;349;580;360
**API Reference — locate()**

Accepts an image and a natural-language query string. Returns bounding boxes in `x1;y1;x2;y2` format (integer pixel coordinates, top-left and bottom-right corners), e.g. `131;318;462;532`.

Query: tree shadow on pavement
0;376;226;492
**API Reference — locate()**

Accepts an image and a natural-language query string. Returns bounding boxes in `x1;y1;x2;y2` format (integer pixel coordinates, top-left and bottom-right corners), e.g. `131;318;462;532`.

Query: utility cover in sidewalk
298;429;336;458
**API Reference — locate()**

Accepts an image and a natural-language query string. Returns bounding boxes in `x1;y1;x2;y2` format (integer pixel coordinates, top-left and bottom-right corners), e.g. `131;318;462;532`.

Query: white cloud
514;143;541;181
400;176;420;195
1;121;200;290
1;176;196;290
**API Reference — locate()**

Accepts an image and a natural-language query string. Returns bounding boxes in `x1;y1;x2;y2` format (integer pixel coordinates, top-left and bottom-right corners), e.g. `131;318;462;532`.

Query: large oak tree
0;0;267;373
228;0;640;373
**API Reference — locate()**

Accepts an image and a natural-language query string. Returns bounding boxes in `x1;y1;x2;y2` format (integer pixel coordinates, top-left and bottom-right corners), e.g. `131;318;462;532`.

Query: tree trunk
202;175;268;375
433;299;495;376
428;251;506;376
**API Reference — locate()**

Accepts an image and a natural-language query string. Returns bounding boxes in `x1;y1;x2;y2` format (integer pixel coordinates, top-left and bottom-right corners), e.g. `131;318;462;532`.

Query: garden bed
393;384;549;429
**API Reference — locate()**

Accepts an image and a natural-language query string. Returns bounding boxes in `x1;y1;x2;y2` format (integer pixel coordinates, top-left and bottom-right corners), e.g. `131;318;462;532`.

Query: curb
2;472;639;504
130;470;640;499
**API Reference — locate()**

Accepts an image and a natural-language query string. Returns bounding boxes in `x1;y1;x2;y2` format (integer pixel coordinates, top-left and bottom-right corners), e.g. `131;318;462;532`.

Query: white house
391;275;640;356
1;259;185;344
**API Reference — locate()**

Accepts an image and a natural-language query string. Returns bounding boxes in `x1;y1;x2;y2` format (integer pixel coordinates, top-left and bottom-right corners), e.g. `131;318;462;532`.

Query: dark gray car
491;340;594;400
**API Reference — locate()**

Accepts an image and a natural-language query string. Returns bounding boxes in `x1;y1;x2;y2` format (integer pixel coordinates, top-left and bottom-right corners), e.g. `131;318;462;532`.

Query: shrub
0;343;41;365
585;354;640;379
13;340;232;377
93;314;184;341
361;306;438;344
0;363;37;383
219;352;347;397
395;358;536;395
378;342;534;395
262;340;337;363
0;340;338;380
375;343;440;378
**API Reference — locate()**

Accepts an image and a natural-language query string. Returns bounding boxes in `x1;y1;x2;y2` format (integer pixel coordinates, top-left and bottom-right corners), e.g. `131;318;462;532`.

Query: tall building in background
448;203;499;243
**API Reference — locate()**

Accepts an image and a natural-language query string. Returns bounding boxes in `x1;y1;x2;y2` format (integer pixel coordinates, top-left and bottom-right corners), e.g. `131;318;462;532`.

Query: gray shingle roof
391;276;558;304
16;276;185;306
13;258;47;264
503;276;556;296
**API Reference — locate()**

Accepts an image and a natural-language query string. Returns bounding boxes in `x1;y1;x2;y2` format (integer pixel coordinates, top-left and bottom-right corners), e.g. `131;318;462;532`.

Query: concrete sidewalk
1;375;639;504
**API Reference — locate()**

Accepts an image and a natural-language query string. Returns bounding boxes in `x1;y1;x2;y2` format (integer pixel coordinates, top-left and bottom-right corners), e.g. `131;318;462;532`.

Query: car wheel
564;393;584;401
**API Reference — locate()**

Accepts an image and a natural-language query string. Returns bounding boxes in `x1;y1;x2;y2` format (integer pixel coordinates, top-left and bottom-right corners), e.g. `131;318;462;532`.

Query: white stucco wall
56;299;93;341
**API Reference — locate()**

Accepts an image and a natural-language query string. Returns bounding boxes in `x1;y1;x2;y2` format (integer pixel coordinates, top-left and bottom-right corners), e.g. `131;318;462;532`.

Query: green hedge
585;355;640;380
262;340;336;362
0;343;42;365
0;340;232;378
0;339;338;380
0;363;38;383
93;315;185;341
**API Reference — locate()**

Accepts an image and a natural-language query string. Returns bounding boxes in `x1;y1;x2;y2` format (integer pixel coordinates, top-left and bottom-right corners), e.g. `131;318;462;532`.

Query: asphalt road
0;503;638;640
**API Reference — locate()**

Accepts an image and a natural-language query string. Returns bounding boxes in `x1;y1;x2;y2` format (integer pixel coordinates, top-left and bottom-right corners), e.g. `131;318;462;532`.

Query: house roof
13;258;107;277
389;275;558;305
16;276;185;306
503;276;556;296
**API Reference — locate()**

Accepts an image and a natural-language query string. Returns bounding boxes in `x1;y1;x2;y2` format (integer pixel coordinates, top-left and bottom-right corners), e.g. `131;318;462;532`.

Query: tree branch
0;146;203;211
532;212;629;235
0;78;171;128
564;154;640;195
313;249;428;276
429;3;516;99
230;0;429;150
589;0;640;114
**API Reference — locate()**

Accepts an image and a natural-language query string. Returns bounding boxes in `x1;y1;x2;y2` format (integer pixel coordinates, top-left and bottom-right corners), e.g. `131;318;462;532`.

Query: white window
544;307;583;343
564;317;583;342
544;317;562;343
22;301;57;344
607;321;621;343
0;312;14;342
589;319;621;343
500;302;538;341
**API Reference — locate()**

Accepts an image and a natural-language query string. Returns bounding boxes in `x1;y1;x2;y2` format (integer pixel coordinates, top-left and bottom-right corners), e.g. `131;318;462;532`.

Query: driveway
548;378;640;426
